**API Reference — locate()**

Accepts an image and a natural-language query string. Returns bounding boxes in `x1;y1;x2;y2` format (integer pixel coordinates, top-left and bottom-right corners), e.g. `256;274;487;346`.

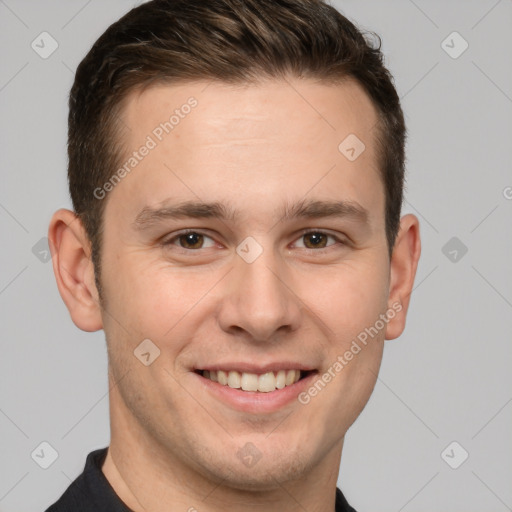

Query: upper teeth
202;369;301;392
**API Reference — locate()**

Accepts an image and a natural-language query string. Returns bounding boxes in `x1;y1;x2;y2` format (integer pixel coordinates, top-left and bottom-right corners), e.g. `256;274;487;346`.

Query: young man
46;0;421;510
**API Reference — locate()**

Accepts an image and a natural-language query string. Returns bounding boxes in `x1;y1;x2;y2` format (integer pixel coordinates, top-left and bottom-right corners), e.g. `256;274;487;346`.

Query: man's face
100;78;391;487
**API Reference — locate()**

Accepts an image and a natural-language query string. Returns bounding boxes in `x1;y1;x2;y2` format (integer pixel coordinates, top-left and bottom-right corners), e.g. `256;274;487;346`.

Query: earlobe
385;214;421;340
48;209;103;332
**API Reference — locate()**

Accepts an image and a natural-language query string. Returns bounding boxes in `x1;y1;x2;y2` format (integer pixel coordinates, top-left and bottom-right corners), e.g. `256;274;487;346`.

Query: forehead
108;77;383;226
123;77;378;148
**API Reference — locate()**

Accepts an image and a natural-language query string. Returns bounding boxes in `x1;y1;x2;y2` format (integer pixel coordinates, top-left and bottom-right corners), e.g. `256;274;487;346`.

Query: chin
196;445;312;491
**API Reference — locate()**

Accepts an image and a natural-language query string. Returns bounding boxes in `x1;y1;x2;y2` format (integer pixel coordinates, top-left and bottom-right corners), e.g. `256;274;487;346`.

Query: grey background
1;0;511;511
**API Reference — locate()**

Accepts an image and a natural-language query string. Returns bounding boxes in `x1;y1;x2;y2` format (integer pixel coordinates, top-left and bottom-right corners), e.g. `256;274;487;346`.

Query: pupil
306;233;326;248
181;233;203;249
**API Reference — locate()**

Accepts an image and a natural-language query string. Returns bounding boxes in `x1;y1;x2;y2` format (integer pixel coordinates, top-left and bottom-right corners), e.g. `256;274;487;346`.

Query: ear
48;209;103;332
385;213;421;340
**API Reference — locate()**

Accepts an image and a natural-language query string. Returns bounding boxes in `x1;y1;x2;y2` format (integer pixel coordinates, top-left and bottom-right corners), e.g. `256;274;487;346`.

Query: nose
217;246;302;342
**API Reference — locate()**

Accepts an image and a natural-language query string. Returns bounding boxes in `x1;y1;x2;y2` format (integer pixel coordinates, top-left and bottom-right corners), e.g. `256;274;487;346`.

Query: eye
164;230;216;250
293;231;341;249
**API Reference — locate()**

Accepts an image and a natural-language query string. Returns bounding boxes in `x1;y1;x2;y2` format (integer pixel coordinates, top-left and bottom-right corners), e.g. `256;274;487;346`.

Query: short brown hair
68;0;406;298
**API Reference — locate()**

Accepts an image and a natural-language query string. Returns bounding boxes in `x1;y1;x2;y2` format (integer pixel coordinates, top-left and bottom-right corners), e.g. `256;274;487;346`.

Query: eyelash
161;229;347;252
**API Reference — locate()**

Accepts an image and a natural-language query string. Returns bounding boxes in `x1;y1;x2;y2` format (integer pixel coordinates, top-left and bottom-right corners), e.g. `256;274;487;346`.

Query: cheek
299;257;389;341
301;264;388;432
103;253;222;344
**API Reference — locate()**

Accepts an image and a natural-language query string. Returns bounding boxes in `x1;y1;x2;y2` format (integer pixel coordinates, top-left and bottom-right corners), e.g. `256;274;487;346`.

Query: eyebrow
133;201;236;230
280;198;369;224
132;198;369;231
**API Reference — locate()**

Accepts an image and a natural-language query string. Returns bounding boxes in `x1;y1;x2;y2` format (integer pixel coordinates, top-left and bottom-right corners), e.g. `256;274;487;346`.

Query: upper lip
194;362;317;374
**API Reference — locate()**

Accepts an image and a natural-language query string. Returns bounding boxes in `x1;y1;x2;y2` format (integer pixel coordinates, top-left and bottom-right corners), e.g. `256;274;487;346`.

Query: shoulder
336;486;358;512
43;448;117;512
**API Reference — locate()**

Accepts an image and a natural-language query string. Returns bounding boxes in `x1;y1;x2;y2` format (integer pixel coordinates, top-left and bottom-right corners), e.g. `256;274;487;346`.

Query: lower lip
193;371;318;414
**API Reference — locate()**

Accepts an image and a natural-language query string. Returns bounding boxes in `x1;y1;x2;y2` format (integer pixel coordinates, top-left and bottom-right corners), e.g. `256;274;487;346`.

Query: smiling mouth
194;369;315;393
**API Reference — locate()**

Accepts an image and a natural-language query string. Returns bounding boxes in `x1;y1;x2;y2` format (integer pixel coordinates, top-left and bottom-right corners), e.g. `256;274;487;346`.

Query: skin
49;77;421;512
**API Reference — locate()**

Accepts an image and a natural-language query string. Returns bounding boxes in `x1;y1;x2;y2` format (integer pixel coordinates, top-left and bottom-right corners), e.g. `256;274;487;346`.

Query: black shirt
45;447;358;512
